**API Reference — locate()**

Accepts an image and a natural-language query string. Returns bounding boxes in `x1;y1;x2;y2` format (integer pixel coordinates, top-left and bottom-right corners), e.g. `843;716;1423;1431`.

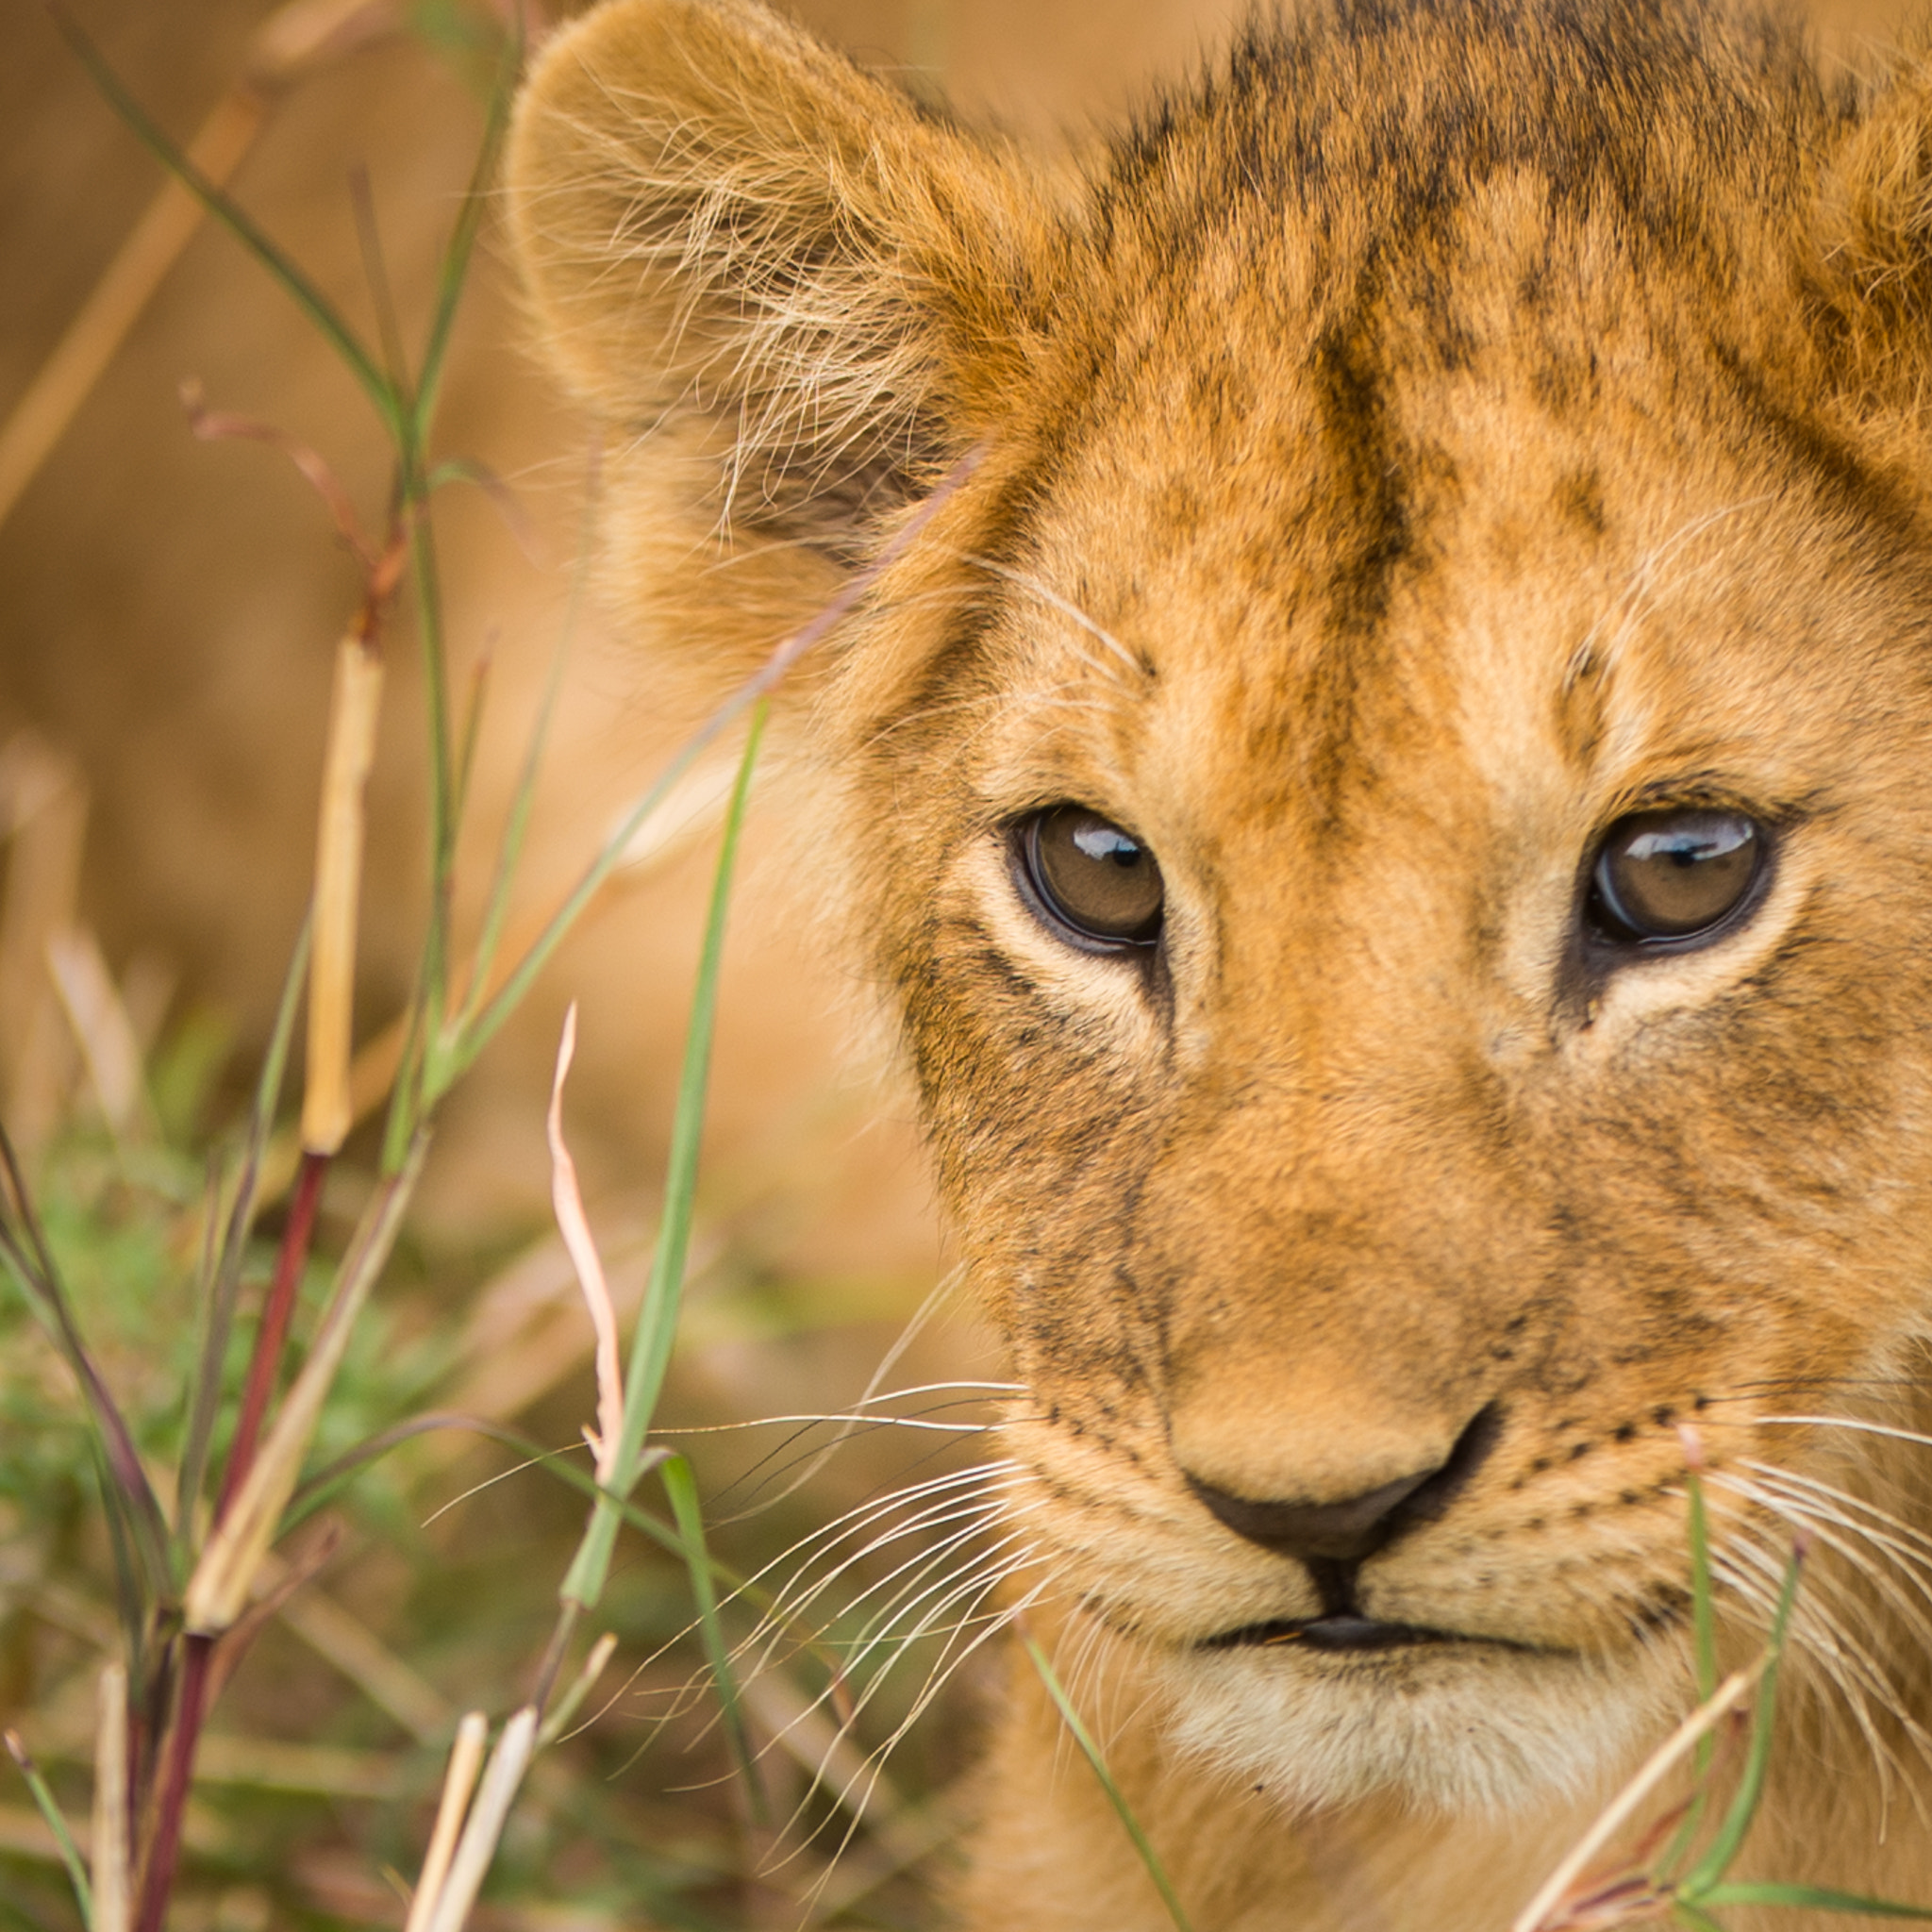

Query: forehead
963;238;1913;849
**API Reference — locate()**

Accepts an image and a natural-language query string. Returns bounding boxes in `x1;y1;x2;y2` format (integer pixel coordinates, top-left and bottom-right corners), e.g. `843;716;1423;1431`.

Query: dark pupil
1596;809;1759;940
1032;808;1165;942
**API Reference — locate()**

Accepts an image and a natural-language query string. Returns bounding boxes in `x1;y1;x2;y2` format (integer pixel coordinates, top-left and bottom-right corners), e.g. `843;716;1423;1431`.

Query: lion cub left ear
508;0;1052;554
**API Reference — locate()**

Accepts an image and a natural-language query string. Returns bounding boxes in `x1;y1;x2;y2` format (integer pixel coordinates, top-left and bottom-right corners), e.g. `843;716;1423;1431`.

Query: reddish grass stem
216;1148;327;1523
134;1633;211;1932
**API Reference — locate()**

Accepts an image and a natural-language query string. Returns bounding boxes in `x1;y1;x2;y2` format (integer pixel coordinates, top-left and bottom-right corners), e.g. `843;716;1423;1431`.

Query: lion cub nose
1183;1466;1439;1563
1177;1406;1502;1565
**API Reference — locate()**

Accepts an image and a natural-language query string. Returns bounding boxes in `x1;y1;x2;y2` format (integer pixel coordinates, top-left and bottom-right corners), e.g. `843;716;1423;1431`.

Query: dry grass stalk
1511;1661;1765;1932
0;0;401;533
0;733;88;1149
421;1707;537;1932
302;635;384;1157
91;1662;131;1932
403;1711;489;1932
47;927;151;1141
0;89;262;532
546;1002;624;1485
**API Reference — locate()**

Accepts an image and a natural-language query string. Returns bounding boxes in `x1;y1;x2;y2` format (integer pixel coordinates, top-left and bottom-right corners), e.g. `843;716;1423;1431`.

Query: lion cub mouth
1204;1615;1541;1654
1205;1614;1451;1653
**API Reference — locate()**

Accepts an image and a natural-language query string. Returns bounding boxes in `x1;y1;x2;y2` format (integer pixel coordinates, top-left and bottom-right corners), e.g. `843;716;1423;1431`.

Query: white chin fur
1157;1641;1673;1814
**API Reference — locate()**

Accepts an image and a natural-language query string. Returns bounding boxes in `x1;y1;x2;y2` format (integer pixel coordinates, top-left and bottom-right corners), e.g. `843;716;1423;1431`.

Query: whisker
958;552;1147;683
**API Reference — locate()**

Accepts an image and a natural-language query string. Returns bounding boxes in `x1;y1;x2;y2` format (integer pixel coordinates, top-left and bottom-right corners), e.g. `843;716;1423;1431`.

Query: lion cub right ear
508;0;1052;574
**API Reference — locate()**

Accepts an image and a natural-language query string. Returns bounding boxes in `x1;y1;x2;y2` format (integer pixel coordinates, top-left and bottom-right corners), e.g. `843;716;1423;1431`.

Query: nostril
1184;1404;1504;1565
1396;1402;1504;1528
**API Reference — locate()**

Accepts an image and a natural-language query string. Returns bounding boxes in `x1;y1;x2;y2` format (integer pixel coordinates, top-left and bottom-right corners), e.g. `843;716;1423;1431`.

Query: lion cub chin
511;0;1932;1922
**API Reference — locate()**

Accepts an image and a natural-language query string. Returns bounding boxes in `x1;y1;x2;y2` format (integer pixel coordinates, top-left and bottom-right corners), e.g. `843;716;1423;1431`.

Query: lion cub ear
508;0;1048;603
1810;55;1932;402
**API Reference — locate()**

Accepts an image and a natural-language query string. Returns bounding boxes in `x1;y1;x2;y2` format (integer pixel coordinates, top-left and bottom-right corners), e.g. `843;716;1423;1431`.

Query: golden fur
509;0;1932;1922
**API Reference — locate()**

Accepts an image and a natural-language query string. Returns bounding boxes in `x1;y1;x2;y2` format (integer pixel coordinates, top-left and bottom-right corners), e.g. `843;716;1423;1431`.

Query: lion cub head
510;0;1932;1817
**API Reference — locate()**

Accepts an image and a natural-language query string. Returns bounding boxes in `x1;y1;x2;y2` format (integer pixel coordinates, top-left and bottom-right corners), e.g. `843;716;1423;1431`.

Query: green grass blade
1022;1636;1194;1932
49;7;399;438
1681;1545;1805;1898
450;646;491;840
411;28;518;444
1662;1464;1723;1878
1674;1903;1728;1932
560;708;765;1610
447;458;593;1055
406;499;457;997
660;1454;764;1822
1688;1468;1719;1706
452;720;725;1076
177;913;310;1535
3;1734;92;1928
93;1447;147;1691
1700;1885;1932;1919
611;708;764;1438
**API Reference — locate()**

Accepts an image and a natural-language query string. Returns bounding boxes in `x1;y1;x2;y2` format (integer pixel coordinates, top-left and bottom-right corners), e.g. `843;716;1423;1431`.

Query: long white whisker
958;552;1145;682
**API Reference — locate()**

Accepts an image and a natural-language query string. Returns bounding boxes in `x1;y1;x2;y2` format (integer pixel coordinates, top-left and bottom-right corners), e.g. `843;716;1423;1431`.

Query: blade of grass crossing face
1022;1637;1194;1932
1687;1470;1719;1707
1680;1547;1805;1900
1661;1468;1723;1878
560;707;765;1611
49;8;399;438
178;913;311;1534
660;1454;764;1822
1699;1885;1932;1918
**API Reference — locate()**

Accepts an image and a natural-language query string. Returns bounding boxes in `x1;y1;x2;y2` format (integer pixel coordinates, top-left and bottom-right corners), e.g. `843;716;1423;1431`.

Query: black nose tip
1184;1406;1503;1565
1186;1466;1436;1562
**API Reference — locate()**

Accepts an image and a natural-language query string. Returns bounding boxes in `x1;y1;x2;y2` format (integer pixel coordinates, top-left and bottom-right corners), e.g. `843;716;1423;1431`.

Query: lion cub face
513;0;1932;1811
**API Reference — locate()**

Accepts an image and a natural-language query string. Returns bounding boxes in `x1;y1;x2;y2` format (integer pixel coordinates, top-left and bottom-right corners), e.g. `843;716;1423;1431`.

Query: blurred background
0;3;1240;1926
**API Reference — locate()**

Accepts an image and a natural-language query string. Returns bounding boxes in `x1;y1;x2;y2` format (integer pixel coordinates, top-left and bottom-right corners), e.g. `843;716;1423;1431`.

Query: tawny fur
509;0;1932;1924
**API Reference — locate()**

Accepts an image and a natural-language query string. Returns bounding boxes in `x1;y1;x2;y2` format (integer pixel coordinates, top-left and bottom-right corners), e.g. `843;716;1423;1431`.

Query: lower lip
1208;1616;1450;1653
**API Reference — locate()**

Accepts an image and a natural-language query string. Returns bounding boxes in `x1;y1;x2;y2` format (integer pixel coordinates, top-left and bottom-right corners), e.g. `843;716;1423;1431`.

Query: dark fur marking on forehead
1095;0;1844;309
1309;298;1411;635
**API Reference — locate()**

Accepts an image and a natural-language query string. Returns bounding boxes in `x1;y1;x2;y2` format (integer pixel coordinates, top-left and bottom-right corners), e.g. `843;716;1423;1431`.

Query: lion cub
510;0;1932;1923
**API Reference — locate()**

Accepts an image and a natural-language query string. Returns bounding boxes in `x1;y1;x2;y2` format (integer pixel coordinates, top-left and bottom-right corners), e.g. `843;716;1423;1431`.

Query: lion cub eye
1589;808;1764;944
1019;806;1165;949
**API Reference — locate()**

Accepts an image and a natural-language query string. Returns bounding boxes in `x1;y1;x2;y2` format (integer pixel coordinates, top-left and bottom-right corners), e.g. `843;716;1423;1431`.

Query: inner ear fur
508;0;1056;686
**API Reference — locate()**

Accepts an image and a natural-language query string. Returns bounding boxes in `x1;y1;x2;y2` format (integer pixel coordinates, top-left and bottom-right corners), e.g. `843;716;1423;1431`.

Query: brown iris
1591;808;1764;943
1021;806;1165;947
